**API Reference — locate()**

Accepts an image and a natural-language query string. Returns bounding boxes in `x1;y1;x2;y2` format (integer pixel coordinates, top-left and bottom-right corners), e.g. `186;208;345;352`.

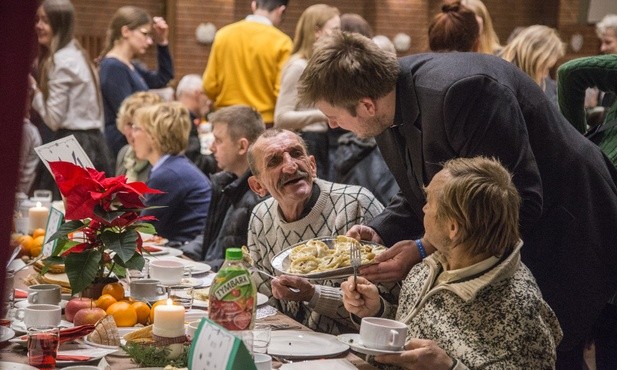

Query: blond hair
116;91;162;131
134;102;191;155
462;0;501;54
437;157;521;257
500;25;565;89
292;4;340;59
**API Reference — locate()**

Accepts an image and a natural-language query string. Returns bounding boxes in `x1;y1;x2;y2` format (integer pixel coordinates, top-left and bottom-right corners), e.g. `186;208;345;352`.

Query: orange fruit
106;301;137;327
95;294;117;311
101;282;125;301
18;235;34;256
30;236;45;257
149;299;169;324
131;301;151;325
32;228;46;239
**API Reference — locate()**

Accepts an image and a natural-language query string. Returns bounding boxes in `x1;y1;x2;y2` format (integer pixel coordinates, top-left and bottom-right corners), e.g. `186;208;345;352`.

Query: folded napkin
56;354;93;361
14;289;27;299
18;324;96;343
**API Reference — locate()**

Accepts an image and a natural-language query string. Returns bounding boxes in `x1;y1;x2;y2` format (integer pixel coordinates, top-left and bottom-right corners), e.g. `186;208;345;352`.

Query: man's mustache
278;170;309;188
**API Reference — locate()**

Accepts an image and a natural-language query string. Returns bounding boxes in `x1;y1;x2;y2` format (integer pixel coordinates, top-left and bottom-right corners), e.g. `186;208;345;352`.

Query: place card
188;318;255;370
34;135;94;174
43;206;64;257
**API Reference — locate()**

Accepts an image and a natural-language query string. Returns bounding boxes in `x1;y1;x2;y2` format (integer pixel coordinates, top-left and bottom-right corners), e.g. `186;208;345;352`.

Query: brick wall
71;0;602;86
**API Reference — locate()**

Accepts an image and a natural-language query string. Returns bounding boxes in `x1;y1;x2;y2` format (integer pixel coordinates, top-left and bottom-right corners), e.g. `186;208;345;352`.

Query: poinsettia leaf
51;239;81;257
101;228;138;263
93;204;127;225
109;262;127;278
132;223;157;234
116;253;146;271
65;250;102;295
47;220;86;242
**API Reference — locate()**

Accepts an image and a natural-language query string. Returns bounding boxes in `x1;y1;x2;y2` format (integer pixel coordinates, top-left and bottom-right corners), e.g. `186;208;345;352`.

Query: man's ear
358;97;377;116
238;138;250;156
308;155;317;178
248;175;268;197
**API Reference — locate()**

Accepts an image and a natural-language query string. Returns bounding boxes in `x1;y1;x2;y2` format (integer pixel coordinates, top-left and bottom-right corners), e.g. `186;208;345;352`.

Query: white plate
0;362;38;370
14;299;68;309
0;326;15;342
146;256;211;275
280;359;357;370
11;319;73;334
270;237;385;280
268;330;349;359
257;292;268;306
337;333;405;356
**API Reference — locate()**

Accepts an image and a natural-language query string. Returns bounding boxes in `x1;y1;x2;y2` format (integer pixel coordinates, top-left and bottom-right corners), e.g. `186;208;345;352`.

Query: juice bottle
208;248;257;330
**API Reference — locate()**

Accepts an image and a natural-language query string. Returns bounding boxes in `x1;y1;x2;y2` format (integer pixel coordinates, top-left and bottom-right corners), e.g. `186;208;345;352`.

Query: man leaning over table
297;31;617;368
342;157;562;369
246;129;396;334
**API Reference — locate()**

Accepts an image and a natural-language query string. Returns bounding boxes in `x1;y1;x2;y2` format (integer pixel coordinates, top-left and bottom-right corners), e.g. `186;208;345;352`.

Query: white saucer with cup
129;279;166;301
27;284;62;305
149;260;185;285
359;317;407;351
15;304;62;328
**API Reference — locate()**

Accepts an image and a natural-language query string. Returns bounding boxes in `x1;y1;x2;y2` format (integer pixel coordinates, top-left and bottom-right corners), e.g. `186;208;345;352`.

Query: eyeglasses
137;28;152;38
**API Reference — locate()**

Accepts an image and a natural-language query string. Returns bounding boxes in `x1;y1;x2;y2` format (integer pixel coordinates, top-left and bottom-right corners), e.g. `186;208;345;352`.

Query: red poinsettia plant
44;161;163;294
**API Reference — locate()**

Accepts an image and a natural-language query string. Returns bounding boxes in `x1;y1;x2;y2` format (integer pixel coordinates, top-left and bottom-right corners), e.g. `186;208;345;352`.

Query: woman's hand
375;338;454;370
152;16;169;45
271;275;314;302
341;276;380;318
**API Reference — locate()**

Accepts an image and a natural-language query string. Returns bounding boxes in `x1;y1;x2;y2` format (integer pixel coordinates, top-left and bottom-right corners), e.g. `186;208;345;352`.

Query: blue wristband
415;239;427;259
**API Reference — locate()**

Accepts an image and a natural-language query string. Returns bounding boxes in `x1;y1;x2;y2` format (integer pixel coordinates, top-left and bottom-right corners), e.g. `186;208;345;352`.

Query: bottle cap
225;248;243;260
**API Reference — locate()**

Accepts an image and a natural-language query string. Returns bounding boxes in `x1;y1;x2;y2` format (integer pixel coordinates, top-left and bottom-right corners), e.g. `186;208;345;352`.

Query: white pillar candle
153;299;185;337
28;202;49;233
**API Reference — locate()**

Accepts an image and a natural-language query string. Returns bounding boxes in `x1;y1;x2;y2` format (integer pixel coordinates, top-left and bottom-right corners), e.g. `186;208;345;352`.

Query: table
2;265;376;369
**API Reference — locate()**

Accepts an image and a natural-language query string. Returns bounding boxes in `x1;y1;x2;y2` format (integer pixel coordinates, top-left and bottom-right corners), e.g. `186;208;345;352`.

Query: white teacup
16;304;62;328
186;319;202;338
27;284;62;305
360;317;407;351
254;353;272;370
129;279;166;300
149;260;184;285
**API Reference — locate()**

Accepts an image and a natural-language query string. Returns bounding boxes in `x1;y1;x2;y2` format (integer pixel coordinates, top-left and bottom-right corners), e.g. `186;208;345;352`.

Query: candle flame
166;298;173;305
36;202;42;207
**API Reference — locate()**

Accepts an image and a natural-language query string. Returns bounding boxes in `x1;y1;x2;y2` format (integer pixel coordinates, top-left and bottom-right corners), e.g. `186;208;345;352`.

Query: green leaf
101;228;138;263
93;204;128;224
109;263;127;278
133;223;156;234
47;220;86;242
117;253;145;271
65;250;102;295
51;239;81;257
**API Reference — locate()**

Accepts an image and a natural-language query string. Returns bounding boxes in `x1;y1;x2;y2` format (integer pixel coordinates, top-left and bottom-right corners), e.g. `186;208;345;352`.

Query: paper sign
34;135;94;173
42;206;64;257
188;318;256;370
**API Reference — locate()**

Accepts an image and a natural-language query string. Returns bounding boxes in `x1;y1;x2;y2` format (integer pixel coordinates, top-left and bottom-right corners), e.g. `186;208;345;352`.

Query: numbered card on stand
34;135;94;173
188;318;256;370
42;206;64;257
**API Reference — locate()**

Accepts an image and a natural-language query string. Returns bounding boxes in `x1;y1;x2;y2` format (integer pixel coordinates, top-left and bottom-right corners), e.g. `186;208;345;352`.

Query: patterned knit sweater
378;243;562;369
248;179;385;334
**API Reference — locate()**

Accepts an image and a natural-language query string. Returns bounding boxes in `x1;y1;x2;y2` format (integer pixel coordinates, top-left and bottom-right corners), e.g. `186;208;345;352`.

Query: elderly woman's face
600;29;617;54
131;120;154;161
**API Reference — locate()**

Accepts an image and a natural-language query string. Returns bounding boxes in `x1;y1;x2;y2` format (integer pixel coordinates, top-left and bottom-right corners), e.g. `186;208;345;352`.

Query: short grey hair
596;14;617;36
175;74;203;98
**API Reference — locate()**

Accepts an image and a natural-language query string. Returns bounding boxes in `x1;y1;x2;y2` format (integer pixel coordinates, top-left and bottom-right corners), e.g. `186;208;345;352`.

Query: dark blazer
369;52;617;351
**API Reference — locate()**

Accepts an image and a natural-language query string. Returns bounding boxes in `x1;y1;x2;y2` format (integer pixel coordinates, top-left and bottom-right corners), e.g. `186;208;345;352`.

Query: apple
73;307;106;326
65;297;94;322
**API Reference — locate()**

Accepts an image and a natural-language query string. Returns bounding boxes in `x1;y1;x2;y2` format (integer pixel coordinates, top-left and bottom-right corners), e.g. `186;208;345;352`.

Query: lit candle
28;202;49;233
153;299;185;338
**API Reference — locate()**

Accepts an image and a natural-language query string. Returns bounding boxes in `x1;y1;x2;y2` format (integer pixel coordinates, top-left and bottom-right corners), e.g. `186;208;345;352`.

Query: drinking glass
252;324;271;354
27;326;60;369
167;285;194;310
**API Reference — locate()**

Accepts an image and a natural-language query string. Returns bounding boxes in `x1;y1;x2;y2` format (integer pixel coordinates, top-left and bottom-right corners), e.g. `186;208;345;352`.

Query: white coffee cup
129;279;166;300
360;317;407;350
149;260;184;285
186;319;202;338
254;353;272;370
16;304;62;328
27;284;62;305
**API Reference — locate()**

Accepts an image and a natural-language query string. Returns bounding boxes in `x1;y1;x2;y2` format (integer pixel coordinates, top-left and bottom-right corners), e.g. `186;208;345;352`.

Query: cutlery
6;245;20;268
250;268;300;293
350;243;361;289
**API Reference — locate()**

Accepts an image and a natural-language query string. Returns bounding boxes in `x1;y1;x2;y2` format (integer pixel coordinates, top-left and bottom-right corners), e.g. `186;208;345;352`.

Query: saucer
337;333;405;356
11;319;73;334
14;299;68;309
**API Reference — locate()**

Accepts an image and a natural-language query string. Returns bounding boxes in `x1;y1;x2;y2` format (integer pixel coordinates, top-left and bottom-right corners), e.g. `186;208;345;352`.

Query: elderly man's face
600;29;617;54
249;132;317;206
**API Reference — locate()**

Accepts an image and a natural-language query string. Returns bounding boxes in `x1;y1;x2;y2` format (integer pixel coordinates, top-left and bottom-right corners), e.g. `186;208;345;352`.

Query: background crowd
12;0;617;369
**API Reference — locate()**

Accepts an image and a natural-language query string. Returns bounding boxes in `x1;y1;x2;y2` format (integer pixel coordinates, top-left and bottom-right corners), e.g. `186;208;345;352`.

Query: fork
250;268;300;293
350;243;361;289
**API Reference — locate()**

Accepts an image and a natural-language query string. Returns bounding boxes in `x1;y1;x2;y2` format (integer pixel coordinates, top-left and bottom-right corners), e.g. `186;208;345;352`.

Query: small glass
27;326;60;369
252;325;271;354
167;285;194;310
